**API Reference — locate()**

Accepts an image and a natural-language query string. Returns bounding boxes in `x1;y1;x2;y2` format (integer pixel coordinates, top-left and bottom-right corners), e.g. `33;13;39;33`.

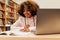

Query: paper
10;27;34;36
0;27;35;36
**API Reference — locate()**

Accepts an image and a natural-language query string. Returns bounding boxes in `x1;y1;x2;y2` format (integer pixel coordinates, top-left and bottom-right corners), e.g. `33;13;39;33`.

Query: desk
0;32;60;40
0;27;60;40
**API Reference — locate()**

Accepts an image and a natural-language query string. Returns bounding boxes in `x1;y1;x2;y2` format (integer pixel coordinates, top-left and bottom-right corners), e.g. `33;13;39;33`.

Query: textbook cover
0;0;60;40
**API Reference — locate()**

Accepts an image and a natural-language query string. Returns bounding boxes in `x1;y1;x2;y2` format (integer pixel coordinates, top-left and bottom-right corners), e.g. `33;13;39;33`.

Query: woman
11;1;39;32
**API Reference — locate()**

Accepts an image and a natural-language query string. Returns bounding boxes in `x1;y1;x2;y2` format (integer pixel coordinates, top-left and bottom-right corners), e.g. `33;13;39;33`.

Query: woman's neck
26;16;32;18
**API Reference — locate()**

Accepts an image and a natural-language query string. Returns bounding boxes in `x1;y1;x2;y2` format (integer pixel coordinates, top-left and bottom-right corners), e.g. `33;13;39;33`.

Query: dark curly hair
17;1;39;17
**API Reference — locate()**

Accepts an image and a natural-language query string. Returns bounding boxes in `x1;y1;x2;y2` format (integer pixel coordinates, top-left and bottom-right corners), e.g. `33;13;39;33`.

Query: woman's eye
27;10;30;11
23;9;25;12
27;9;30;11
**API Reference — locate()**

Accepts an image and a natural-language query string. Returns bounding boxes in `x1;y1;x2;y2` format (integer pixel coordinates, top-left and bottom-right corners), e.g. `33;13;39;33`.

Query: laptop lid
35;9;60;34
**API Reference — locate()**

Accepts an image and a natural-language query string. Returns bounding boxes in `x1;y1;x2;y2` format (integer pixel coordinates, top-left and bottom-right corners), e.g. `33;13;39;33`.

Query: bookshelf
0;0;19;31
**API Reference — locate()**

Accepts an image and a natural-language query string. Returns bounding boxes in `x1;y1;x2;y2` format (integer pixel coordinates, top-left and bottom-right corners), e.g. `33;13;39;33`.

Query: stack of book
0;19;3;26
0;11;3;18
0;0;5;3
6;7;11;12
0;4;3;9
0;11;3;26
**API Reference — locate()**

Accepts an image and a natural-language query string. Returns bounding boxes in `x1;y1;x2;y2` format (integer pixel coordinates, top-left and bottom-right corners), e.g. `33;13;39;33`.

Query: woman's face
23;7;32;18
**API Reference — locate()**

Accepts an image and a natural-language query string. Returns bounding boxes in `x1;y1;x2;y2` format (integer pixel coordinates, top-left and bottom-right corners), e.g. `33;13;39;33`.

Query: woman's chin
26;16;31;18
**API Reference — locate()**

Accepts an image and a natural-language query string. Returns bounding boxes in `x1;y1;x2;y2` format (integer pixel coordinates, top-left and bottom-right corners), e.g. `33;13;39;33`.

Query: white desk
0;32;60;40
0;27;60;40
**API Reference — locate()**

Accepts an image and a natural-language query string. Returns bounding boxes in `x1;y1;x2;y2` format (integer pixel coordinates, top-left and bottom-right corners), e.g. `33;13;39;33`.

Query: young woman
11;1;39;32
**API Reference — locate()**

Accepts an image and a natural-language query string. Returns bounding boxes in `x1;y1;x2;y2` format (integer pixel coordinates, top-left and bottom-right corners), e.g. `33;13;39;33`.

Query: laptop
35;9;60;34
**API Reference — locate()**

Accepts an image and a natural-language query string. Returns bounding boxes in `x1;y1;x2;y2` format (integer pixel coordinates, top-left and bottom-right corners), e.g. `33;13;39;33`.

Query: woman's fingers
24;24;30;28
20;28;30;32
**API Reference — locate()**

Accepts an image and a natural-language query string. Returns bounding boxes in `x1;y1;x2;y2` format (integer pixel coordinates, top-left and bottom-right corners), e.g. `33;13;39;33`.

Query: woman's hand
20;24;30;32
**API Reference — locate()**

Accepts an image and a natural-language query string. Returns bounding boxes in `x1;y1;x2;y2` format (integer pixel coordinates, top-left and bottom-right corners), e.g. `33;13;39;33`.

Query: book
6;0;10;5
6;7;11;12
0;19;3;25
0;0;5;3
0;4;3;9
0;11;3;18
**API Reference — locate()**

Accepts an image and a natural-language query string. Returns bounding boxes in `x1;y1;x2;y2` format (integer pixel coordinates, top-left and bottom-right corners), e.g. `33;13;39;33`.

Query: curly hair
17;1;39;17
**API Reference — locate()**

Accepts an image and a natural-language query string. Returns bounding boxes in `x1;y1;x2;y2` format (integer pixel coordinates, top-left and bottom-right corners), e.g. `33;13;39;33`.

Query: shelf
6;17;15;20
0;25;4;26
10;1;18;5
6;4;14;9
0;0;19;31
10;1;18;9
0;9;5;12
0;25;11;28
6;4;16;10
6;10;14;14
0;18;5;20
0;25;4;28
0;1;5;5
0;25;11;27
0;18;3;19
5;24;11;27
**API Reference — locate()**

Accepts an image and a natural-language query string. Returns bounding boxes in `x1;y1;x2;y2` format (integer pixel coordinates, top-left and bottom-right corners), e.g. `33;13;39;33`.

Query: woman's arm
11;17;21;30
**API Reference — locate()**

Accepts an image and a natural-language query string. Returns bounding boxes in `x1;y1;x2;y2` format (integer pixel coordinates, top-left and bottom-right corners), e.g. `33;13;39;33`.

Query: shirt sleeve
29;16;37;32
29;26;36;32
11;17;22;30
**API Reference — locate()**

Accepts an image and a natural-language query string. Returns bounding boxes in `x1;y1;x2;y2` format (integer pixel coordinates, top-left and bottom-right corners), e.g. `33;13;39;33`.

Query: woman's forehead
24;7;28;10
24;6;30;10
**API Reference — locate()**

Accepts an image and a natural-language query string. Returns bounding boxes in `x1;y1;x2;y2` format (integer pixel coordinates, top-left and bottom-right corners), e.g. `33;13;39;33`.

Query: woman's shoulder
34;15;37;18
19;16;24;18
18;16;25;20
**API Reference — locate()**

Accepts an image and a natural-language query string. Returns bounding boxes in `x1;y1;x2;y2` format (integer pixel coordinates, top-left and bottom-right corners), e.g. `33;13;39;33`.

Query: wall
34;0;60;9
13;0;60;9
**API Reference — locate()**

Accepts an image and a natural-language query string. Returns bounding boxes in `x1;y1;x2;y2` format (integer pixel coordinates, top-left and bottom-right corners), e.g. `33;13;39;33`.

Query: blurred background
0;0;60;32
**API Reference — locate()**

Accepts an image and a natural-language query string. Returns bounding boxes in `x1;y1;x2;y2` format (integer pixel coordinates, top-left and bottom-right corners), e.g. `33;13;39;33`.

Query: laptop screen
36;9;60;34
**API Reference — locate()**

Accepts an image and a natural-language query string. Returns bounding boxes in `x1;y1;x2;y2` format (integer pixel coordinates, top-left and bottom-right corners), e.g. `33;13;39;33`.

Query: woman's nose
24;11;29;14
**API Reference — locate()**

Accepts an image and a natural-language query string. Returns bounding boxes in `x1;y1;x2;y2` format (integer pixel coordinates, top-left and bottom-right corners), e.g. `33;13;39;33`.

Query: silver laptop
35;9;60;34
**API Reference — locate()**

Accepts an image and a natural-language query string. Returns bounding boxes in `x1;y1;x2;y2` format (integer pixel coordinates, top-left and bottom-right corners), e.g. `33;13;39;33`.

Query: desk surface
0;32;60;40
0;27;60;40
